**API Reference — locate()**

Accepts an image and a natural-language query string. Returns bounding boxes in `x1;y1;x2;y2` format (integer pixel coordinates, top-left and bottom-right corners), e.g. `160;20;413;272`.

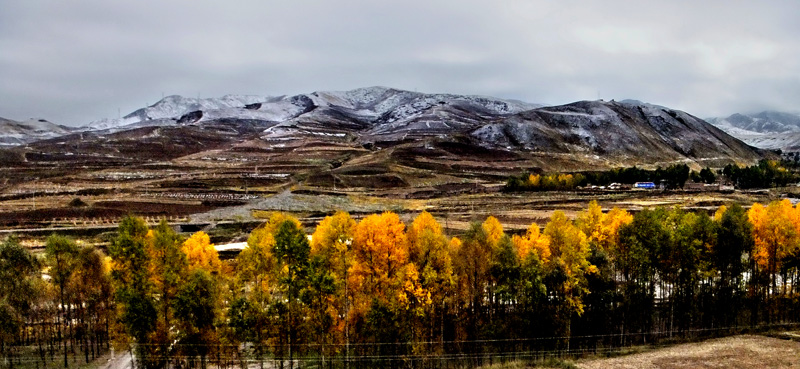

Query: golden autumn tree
576;201;633;253
407;212;455;343
449;236;462;254
748;200;800;301
238;212;301;294
407;212;454;294
350;212;421;306
234;212;308;365
182;231;222;274
350;212;428;346
511;223;551;263
543;210;592;340
714;205;728;222
146;220;188;368
482;216;505;249
311;211;356;271
308;211;356;350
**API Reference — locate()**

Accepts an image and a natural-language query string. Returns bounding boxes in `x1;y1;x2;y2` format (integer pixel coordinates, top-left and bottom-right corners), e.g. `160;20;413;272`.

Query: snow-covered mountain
3;88;767;169
79;87;542;133
0;117;72;146
10;88;765;171
84;94;272;131
707;111;800;150
0;87;543;147
707;111;800;133
471;99;761;167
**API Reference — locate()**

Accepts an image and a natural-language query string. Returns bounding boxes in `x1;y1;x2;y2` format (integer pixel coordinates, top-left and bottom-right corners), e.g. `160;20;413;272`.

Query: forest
506;160;800;191
3;199;800;369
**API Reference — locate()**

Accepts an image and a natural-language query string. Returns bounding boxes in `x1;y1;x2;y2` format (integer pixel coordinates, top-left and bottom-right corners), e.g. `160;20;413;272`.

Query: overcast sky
1;0;798;126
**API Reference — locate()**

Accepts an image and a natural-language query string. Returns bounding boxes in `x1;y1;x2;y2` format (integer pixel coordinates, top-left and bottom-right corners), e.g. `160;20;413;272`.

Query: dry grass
577;335;800;369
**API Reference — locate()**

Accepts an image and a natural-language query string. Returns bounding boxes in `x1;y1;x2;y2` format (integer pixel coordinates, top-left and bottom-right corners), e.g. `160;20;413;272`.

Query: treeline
508;160;800;192
505;173;586;191
506;164;692;191
723;159;799;189
0;235;113;369
4;200;800;369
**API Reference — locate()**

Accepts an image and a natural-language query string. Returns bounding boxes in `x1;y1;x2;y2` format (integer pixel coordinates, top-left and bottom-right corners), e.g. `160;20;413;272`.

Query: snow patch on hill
84;94;272;131
0;117;71;146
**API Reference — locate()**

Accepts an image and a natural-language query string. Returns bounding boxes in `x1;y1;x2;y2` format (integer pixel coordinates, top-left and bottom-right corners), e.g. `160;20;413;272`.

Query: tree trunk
60;285;68;369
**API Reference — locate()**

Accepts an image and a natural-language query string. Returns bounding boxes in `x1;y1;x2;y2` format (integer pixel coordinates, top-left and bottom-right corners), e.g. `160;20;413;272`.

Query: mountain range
706;111;800;151
0;87;767;173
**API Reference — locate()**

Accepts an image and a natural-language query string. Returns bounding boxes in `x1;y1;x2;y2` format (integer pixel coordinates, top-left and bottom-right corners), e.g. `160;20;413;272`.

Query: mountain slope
85;94;272;131
472;100;761;167
707;111;800;151
0;117;72;146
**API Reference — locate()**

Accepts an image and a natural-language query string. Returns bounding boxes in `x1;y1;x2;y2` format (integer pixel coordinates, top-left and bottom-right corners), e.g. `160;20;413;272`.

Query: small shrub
68;197;88;207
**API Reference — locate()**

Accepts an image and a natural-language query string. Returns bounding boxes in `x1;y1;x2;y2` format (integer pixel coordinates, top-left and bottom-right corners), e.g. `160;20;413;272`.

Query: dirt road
578;335;800;369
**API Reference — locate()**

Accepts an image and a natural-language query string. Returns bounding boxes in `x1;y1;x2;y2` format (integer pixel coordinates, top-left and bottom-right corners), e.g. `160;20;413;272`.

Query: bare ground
577;335;800;369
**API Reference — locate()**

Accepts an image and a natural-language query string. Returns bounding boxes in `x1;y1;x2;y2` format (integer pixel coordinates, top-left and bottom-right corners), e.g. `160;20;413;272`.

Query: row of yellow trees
4;199;800;369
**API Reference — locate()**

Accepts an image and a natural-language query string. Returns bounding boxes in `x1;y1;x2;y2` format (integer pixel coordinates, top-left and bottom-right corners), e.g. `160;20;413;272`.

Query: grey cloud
1;0;798;125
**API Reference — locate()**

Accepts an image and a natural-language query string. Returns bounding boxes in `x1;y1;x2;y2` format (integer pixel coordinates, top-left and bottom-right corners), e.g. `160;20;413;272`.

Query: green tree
147;220;188;368
0;237;41;367
174;269;218;369
490;235;521;337
699;167;716;184
45;234;80;368
70;247;113;363
713;204;752;327
109;216;157;369
272;220;312;369
616;209;669;342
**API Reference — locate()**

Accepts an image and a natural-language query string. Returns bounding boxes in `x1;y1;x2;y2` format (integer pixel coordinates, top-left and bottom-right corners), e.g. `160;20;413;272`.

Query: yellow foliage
544;210;592;315
351;212;409;301
449;237;462;254
310;211;356;278
182;231;222;274
714;205;728;222
511;223;551;263
408;211;444;264
748;200;800;273
576;201;632;253
527;174;541;187
238;212;301;293
396;264;432;314
482;216;504;249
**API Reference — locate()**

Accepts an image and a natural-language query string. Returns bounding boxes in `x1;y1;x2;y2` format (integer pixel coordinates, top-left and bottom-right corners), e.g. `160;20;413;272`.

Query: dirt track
578;335;800;369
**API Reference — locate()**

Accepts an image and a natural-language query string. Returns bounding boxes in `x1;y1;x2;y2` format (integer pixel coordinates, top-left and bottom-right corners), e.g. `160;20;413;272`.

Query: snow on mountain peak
78;87;548;134
85;94;272;131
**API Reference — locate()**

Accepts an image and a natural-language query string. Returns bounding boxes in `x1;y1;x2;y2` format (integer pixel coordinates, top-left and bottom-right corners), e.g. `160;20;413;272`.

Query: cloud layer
1;0;798;125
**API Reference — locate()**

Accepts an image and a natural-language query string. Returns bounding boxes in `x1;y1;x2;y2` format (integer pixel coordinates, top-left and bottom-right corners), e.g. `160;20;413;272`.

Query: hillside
708;111;800;151
0;117;72;146
474;100;761;167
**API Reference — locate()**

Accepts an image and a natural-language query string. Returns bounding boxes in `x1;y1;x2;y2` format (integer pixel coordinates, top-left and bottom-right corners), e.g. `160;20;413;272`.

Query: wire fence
3;322;799;369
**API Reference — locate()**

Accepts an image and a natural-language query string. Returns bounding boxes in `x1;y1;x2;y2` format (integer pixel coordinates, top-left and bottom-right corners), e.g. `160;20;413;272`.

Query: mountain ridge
707;110;800;151
1;87;767;173
0;117;72;146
